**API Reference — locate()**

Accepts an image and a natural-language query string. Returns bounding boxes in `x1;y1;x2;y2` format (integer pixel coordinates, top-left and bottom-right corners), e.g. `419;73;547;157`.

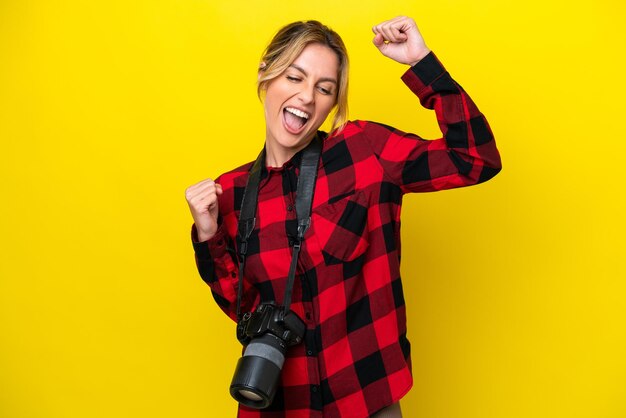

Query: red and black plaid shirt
192;52;501;418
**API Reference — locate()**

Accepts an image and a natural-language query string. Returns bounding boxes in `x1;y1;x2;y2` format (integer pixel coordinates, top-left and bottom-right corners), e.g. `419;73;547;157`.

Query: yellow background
1;0;625;417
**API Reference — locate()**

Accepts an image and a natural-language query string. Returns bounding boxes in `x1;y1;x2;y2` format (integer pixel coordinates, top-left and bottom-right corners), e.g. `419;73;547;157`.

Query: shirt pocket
308;191;370;263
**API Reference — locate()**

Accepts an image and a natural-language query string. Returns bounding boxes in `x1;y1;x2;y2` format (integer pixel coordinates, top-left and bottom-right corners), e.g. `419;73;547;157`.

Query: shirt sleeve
360;51;502;193
191;222;241;322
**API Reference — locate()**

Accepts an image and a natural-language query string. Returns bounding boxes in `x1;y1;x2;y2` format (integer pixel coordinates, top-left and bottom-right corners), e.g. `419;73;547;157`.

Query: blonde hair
257;21;349;133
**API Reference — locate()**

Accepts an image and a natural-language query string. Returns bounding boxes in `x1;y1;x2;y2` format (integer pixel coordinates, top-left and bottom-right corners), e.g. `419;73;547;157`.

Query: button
231;272;237;278
307;350;314;356
311;385;319;393
287;205;293;211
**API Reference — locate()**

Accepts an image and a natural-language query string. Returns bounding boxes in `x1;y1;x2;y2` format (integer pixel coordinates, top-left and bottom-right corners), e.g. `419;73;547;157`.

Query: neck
265;137;315;168
264;145;297;168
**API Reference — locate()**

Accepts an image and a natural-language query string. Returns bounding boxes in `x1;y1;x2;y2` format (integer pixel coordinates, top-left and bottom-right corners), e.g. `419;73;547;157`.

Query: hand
185;178;223;242
372;16;431;66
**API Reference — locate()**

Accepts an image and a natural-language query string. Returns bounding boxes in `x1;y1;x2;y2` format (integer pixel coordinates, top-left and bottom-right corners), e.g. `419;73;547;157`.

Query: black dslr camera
229;302;306;409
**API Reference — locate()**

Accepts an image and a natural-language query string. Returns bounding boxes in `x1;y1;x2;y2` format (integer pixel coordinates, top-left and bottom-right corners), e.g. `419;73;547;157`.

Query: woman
186;16;501;418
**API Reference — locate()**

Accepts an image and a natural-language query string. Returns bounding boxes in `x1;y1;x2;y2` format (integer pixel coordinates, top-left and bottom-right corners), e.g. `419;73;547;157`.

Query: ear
257;62;267;81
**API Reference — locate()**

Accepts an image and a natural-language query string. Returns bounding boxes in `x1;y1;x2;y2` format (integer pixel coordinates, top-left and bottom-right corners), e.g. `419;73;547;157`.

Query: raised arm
363;16;501;192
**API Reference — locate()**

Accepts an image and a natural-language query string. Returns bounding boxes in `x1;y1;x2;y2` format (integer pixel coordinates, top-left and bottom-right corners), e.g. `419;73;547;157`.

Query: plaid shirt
192;52;501;418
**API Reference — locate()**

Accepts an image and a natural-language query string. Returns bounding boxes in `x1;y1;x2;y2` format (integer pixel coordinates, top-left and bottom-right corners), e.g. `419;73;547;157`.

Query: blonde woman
186;16;501;418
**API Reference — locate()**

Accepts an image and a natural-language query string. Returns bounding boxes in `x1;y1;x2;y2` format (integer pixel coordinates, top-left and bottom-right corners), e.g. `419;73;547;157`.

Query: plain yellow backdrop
1;1;625;417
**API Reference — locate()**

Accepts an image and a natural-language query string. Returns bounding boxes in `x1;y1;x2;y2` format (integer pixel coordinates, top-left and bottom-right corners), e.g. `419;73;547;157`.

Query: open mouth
283;107;310;134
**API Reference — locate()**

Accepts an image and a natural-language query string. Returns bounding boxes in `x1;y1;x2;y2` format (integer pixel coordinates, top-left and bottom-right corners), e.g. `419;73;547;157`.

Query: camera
229;302;306;409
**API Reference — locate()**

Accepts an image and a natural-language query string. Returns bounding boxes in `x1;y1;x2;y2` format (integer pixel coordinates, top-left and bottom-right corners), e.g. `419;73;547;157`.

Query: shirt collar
260;142;305;179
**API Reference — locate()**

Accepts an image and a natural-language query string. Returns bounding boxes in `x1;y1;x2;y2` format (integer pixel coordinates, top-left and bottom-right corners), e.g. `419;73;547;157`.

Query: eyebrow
289;64;337;84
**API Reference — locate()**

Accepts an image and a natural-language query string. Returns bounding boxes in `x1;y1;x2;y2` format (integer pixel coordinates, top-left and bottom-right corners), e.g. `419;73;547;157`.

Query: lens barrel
230;333;286;409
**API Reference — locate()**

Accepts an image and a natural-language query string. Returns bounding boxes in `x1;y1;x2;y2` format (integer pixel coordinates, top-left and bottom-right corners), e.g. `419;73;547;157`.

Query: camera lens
238;390;263;401
230;333;287;408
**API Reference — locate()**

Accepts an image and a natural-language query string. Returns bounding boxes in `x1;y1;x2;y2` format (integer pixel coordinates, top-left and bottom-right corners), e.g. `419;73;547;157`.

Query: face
262;43;339;165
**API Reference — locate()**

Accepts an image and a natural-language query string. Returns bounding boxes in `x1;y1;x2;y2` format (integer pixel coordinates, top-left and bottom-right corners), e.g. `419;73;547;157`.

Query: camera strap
236;133;323;321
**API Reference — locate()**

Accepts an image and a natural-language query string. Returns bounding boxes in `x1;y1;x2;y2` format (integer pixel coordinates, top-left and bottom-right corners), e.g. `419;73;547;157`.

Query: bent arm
192;223;242;322
362;51;502;193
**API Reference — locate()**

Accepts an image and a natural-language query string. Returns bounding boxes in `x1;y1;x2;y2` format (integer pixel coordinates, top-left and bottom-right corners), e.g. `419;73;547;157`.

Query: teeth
285;107;310;120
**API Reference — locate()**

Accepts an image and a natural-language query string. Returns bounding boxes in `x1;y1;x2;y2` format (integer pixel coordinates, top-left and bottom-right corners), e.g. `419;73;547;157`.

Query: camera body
230;302;306;409
236;302;305;346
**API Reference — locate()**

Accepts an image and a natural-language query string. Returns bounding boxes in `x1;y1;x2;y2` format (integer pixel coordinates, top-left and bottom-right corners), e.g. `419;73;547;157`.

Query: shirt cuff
400;51;447;97
191;223;229;260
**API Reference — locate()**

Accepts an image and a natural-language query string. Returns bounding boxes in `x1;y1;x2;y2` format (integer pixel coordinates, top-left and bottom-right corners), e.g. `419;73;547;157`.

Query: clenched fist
372;16;431;66
185;178;223;242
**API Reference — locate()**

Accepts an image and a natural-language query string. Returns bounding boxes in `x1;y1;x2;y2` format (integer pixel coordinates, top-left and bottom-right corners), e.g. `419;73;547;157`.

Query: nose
297;83;315;105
